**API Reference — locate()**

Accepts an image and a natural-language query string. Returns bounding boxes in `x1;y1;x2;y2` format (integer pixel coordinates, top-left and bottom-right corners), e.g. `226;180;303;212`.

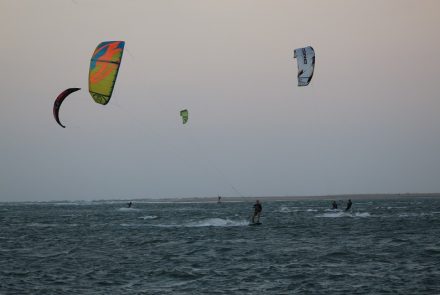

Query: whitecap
354;212;371;217
324;208;342;212
279;206;291;213
185;218;248;227
315;212;346;218
279;206;302;213
139;215;158;220
155;218;249;228
315;212;371;218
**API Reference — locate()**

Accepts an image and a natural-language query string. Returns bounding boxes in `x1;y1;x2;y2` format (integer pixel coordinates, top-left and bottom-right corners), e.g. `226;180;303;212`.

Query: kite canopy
89;41;125;105
180;109;189;124
293;46;315;86
53;88;81;128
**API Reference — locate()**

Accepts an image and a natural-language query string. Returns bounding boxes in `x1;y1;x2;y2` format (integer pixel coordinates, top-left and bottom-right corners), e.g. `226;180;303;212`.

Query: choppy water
1;198;440;294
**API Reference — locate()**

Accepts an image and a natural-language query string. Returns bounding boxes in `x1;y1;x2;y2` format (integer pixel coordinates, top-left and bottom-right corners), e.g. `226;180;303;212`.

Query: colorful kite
89;41;125;105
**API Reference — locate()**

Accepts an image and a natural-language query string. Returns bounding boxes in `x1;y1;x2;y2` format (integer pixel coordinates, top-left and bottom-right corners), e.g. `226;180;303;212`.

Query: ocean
1;197;440;294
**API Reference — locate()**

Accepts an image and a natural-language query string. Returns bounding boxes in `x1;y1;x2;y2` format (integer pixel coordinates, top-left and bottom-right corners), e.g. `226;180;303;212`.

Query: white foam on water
139;215;158;220
315;212;371;218
279;206;302;213
185;218;249;227
324;208;342;212
354;212;371;217
306;209;318;212
315;212;346;218
279;206;292;213
155;218;249;228
120;223;143;227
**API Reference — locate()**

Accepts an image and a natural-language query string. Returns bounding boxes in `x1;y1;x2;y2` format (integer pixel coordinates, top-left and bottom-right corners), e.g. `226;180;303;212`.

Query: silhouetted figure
332;201;338;209
345;199;352;211
127;201;132;208
252;200;262;223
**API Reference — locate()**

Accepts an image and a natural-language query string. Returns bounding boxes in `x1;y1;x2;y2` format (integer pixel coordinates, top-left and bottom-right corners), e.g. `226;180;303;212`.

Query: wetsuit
252;203;262;223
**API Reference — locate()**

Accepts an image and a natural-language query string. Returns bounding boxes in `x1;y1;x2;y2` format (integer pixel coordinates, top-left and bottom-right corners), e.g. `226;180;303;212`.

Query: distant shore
3;193;440;204
148;193;440;203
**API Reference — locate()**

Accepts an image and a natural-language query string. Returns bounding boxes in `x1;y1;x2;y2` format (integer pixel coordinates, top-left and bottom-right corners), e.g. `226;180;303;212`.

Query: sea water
1;198;440;294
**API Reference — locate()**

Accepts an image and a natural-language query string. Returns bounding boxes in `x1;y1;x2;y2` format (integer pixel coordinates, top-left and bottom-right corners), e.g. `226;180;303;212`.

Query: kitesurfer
252;200;262;223
127;201;132;208
345;199;352;211
217;196;221;204
332;201;338;209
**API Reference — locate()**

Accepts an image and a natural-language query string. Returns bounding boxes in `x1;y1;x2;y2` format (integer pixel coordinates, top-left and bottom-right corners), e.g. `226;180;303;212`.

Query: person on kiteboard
252;200;262;223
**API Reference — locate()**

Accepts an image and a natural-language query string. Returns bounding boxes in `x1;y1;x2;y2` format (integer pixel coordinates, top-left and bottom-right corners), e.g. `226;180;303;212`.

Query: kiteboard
248;222;262;226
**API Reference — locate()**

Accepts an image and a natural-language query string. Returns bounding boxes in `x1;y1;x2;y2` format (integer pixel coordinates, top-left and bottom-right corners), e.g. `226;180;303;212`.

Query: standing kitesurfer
127;201;133;208
332;201;338;209
252;200;262;223
345;199;352;211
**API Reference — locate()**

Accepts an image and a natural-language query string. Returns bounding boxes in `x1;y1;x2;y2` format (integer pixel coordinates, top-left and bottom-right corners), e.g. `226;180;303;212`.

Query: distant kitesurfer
252;200;262;223
127;201;132;208
217;196;221;204
345;199;352;211
332;201;338;209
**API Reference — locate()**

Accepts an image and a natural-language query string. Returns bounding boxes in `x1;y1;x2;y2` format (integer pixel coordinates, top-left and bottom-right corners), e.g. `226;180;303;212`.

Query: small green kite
180;109;189;124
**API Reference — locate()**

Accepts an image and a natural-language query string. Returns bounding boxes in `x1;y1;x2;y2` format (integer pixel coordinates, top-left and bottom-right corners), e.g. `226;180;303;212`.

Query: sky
1;0;440;202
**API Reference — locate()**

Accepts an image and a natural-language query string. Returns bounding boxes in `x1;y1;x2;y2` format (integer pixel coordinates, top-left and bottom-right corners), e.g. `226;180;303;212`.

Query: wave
279;206;310;213
315;212;371;218
27;223;59;227
279;206;293;213
398;213;429;218
155;218;249;228
120;223;146;227
139;215;158;220
186;218;248;227
324;208;343;212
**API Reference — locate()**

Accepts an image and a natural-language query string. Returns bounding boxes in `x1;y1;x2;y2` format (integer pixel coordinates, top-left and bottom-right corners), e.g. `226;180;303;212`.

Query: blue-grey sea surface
1;197;440;294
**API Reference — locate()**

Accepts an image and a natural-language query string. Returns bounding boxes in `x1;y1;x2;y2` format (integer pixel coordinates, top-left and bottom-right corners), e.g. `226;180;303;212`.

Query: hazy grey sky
1;0;440;201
